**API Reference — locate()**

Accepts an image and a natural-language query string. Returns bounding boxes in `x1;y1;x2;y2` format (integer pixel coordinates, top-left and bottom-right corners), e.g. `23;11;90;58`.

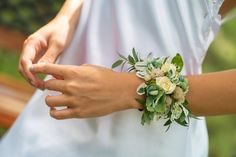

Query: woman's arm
19;0;84;88
186;69;236;116
30;63;236;119
55;0;84;29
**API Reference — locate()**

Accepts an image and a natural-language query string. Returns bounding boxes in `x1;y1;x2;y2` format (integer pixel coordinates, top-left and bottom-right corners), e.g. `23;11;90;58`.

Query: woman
1;0;236;156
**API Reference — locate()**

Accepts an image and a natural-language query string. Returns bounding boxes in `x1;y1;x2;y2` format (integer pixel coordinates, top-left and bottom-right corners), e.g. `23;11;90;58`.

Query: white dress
0;0;224;157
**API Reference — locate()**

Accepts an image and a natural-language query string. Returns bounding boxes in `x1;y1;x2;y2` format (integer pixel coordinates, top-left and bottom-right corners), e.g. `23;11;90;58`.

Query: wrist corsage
112;48;195;131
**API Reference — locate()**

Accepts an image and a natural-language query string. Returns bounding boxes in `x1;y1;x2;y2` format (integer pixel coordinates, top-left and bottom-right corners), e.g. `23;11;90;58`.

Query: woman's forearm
186;69;236;116
129;69;236;116
54;0;84;27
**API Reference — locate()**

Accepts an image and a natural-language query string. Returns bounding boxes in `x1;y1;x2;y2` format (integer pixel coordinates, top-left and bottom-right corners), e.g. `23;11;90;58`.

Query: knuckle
24;35;36;45
20;58;27;65
44;80;51;89
65;81;78;92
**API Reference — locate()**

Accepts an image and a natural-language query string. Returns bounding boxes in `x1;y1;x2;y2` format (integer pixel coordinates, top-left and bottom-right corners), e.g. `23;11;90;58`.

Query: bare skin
18;0;84;88
20;0;236;119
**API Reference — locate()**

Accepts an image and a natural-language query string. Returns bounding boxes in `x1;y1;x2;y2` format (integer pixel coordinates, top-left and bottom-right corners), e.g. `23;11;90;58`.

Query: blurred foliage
202;15;236;157
0;128;7;138
0;48;22;80
0;0;64;34
0;1;236;157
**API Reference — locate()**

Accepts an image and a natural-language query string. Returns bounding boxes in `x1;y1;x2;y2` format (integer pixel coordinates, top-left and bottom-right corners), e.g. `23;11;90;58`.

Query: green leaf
111;59;123;69
120;60;127;71
155;95;166;113
137;85;146;95
128;55;135;65
171;53;184;72
179;113;186;122
132;48;139;62
147;106;155;112
127;66;135;72
135;98;145;105
152;59;162;68
141;111;152;125
149;90;158;96
118;53;128;61
164;119;172;126
146;96;154;107
175;118;188;127
156;90;164;101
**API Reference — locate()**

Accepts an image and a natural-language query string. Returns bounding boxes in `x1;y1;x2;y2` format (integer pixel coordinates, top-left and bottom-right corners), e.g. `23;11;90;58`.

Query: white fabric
0;0;224;156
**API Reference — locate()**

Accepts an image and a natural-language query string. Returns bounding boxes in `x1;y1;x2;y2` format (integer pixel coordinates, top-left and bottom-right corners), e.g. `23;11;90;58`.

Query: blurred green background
0;1;236;157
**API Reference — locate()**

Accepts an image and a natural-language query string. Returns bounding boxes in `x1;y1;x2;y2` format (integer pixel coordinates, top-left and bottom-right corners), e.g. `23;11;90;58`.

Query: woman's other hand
18;17;75;88
18;0;84;88
30;63;144;119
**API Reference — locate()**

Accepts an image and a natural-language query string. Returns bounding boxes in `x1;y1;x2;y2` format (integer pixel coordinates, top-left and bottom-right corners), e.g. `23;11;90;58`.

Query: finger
18;65;32;84
20;38;46;87
20;58;42;87
44;79;66;92
50;107;76;120
45;94;72;107
38;38;63;64
30;63;69;78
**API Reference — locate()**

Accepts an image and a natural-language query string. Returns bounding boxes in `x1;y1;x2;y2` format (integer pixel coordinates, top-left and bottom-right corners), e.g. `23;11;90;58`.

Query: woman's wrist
118;72;145;110
54;0;84;27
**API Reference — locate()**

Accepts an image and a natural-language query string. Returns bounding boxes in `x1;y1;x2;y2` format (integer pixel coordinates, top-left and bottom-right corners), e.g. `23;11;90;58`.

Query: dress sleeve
201;0;224;52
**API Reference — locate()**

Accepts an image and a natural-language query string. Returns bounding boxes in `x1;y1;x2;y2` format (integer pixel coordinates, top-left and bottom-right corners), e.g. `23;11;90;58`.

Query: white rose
161;63;176;74
156;76;176;94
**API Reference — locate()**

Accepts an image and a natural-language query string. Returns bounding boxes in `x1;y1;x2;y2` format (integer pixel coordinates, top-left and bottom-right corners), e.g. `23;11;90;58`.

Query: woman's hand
18;17;75;88
18;0;84;88
30;63;144;119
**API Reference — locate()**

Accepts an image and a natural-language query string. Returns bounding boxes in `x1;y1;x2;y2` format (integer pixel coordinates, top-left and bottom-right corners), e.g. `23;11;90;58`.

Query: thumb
38;40;63;64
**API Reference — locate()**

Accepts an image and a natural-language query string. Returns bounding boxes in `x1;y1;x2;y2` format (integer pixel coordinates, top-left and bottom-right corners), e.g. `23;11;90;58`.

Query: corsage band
112;48;195;131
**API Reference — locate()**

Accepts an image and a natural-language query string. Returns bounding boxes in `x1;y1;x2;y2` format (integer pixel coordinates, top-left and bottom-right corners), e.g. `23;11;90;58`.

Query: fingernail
29;66;33;72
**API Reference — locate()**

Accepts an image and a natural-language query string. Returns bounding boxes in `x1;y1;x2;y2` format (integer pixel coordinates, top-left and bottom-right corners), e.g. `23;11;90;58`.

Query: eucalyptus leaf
164;119;172;126
175;118;188;127
128;55;135;65
111;59;123;69
132;48;139;62
120;60;127;71
118;53;128;61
